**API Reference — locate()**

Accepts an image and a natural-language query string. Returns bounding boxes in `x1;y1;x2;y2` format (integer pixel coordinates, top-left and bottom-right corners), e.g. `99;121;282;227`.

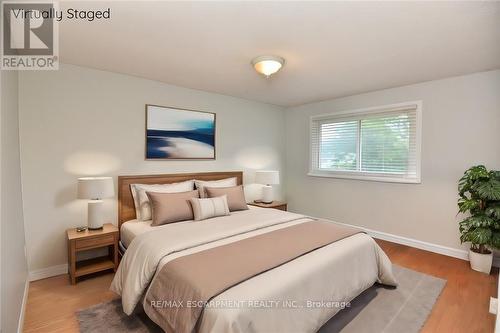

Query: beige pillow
189;195;230;221
131;180;195;220
147;190;199;226
194;177;237;198
205;185;248;211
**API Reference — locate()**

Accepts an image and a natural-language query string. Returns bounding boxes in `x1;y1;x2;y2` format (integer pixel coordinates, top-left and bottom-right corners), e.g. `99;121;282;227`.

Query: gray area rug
77;265;445;333
318;265;446;333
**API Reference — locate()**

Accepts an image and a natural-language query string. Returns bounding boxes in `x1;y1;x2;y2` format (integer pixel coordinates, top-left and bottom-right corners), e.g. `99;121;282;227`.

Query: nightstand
67;223;119;284
249;201;288;211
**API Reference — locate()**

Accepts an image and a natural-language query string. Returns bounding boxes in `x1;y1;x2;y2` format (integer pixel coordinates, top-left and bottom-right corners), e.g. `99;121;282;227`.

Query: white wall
1;70;29;332
17;64;500;274
286;70;500;252
19;64;286;273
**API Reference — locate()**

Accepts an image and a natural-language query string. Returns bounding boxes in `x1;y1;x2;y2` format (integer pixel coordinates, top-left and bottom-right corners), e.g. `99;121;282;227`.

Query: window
310;102;421;183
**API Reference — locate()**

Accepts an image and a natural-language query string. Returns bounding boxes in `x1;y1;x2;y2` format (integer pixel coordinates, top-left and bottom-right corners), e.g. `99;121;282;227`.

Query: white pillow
130;180;194;221
195;177;237;198
189;195;230;221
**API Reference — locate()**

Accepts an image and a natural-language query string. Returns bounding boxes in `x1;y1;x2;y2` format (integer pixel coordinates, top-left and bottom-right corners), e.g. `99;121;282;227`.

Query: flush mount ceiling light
251;55;285;77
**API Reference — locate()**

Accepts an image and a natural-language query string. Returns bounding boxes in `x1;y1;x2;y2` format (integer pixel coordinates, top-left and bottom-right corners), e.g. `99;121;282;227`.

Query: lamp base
88;226;104;231
88;200;104;230
261;185;273;204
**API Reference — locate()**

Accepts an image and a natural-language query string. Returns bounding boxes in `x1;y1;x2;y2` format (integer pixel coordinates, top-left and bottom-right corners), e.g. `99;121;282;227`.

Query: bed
111;171;397;333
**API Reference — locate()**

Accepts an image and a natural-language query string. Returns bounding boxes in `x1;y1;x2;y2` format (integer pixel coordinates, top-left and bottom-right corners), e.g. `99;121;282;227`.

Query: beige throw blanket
143;220;361;333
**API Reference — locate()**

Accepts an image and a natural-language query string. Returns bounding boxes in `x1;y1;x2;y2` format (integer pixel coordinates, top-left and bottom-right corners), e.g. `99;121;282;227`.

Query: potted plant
458;165;500;273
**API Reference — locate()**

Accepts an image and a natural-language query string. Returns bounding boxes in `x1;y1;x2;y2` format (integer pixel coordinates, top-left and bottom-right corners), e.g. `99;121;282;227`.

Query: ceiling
59;1;500;107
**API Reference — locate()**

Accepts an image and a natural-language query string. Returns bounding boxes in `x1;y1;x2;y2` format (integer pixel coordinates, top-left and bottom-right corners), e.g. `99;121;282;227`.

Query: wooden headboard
117;171;243;228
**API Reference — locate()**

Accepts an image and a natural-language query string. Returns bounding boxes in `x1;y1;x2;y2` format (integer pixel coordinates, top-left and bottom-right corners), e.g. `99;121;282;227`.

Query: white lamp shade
255;171;280;185
77;177;114;199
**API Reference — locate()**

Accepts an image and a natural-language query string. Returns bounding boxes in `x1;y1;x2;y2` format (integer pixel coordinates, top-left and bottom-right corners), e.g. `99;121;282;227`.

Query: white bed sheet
120;219;152;248
120;206;263;248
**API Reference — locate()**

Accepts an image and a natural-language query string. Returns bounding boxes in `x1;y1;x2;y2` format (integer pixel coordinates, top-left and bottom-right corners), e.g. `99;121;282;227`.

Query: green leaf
472;179;500;200
460;232;470;244
468;227;492;245
459;165;489;195
490;171;500;181
491;232;500;249
458;178;469;196
458;198;479;213
460;215;495;228
459;220;470;234
486;205;500;219
468;165;489;180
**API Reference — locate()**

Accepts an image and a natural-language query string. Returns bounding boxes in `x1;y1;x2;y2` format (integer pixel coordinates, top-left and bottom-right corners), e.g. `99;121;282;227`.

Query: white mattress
120;206;262;248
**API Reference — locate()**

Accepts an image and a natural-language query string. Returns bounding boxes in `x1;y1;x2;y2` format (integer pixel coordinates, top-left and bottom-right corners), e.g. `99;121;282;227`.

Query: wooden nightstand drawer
75;234;114;250
67;223;119;284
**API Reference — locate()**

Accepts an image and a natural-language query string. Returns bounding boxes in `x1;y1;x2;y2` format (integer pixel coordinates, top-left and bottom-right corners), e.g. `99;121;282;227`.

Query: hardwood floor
378;240;497;333
23;240;497;333
23;273;117;333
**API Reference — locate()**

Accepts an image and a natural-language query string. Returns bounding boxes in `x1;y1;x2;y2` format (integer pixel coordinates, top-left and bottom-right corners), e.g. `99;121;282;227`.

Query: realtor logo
1;1;59;70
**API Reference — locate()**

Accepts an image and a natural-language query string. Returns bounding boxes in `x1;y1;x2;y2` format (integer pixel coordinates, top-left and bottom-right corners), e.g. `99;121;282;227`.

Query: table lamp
77;177;114;230
255;170;279;204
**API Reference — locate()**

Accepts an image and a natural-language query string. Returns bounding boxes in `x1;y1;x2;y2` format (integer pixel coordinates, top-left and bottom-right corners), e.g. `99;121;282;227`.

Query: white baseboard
332;220;479;262
29;264;68;281
17;279;29;333
368;228;500;268
366;228;469;261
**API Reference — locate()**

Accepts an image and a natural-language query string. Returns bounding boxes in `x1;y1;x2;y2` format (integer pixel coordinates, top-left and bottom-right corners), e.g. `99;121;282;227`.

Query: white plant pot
469;249;493;274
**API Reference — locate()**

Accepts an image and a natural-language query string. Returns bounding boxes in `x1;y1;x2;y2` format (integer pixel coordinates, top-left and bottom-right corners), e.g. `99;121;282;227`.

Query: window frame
308;101;422;184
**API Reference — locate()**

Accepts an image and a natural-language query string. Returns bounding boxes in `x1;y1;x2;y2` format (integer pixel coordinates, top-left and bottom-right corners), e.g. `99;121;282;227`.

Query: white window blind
310;102;421;183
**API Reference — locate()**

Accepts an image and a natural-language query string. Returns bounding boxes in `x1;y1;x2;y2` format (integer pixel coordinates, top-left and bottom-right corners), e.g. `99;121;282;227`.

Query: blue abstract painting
146;105;215;159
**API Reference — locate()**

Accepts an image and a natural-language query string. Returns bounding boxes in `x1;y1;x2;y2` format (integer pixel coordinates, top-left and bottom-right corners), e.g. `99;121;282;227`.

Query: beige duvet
111;207;397;333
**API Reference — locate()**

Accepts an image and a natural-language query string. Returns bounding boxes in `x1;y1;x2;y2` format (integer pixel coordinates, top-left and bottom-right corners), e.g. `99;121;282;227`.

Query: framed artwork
145;104;216;160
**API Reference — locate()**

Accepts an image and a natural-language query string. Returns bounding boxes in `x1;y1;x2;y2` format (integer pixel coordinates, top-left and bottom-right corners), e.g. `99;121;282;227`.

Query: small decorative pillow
189;195;230;221
205;185;249;212
147;190;199;226
130;180;195;221
194;177;237;198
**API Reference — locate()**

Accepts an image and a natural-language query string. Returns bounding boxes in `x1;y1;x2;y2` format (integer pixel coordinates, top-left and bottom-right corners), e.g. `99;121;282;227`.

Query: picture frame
145;104;216;160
